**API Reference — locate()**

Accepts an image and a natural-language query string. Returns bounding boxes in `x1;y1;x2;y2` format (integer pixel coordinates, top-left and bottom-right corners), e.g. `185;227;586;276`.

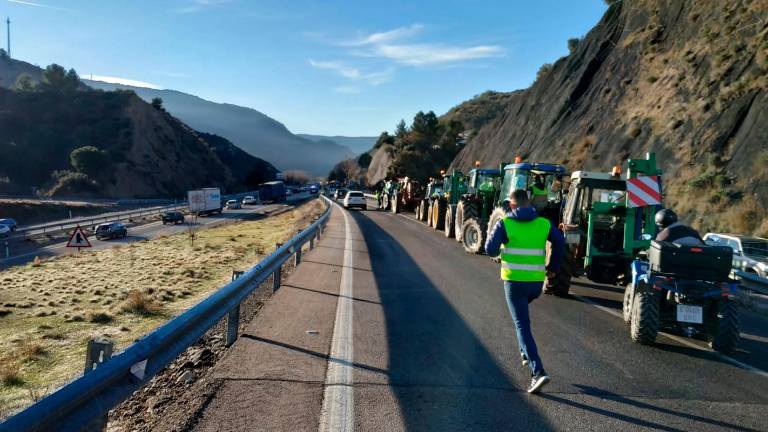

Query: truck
188;187;223;217
258;181;287;203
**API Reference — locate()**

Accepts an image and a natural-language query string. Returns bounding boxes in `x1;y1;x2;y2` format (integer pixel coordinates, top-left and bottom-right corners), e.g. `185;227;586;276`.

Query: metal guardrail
735;270;768;296
0;196;332;432
6;203;188;240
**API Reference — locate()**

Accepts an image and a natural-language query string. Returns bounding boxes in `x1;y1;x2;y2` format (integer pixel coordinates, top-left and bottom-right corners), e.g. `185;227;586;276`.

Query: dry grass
0;198;325;418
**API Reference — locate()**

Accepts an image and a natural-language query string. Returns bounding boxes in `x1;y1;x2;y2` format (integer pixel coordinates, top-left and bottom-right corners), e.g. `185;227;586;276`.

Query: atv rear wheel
709;300;740;354
461;218;485;254
630;285;659;345
545;248;573;297
444;204;456;238
622;283;634;325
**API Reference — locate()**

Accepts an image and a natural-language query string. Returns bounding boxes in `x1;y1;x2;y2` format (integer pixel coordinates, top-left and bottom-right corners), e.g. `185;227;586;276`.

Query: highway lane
0;193;311;269
191;200;768;431
349;204;768;430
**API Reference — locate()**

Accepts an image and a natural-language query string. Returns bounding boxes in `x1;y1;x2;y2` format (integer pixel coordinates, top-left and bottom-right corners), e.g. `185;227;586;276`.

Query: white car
242;196;258;205
703;233;768;278
0;224;11;238
225;199;242;210
343;191;367;210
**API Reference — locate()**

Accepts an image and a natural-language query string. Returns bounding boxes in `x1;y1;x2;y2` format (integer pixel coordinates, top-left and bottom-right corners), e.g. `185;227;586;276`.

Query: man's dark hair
509;189;530;206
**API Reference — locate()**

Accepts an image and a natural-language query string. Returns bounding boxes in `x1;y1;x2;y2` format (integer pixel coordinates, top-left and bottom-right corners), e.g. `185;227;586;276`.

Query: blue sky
3;0;607;136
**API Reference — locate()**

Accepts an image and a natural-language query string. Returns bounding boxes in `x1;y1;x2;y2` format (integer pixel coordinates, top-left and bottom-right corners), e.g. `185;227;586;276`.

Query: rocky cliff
451;0;768;235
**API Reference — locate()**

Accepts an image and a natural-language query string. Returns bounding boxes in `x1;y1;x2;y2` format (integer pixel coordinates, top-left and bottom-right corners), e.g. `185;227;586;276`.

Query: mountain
447;0;767;236
298;134;376;155
198;132;279;189
84;81;354;176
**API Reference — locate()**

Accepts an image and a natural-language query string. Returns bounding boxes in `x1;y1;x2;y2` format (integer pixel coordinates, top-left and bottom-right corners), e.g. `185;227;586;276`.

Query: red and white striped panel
626;175;661;208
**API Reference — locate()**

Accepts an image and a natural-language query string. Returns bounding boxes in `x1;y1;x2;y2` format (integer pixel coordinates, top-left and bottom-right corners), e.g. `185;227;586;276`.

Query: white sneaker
527;374;550;394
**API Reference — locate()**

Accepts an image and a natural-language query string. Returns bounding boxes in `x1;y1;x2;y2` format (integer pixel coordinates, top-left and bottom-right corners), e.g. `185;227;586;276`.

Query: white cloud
343;24;423;46
308;60;392;85
6;0;69;11
174;0;233;14
372;43;504;66
88;75;163;90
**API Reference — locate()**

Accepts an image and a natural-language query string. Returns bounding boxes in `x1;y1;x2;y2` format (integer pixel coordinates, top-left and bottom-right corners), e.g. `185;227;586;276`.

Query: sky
2;0;607;136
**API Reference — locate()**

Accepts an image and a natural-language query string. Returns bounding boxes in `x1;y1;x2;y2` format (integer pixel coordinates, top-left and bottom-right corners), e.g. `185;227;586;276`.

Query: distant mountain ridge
298;134;376;155
85;81;354;176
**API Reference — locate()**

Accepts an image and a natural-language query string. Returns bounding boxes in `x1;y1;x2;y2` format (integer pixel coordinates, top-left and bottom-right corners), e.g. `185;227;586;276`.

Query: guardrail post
84;338;114;374
309;236;314;250
226;305;240;347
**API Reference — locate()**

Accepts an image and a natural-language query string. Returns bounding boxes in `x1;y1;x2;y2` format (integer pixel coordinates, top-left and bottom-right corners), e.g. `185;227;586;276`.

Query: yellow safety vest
500;217;550;282
531;184;548;196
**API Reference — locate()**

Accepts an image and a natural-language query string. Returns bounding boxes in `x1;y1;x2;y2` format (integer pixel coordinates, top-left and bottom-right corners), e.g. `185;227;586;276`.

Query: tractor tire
709;301;740;354
457;201;477;243
622;283;634;325
382;194;390;211
433;199;447;231
461;218;485;254
427;202;434;227
487;207;506;262
544;249;573;297
444;204;457;238
630;287;659;345
391;193;399;214
418;200;429;222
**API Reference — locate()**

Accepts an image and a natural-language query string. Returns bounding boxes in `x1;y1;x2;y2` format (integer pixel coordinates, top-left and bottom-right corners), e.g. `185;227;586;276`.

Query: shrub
19;343;46;360
87;311;114;324
567;38;580;53
121;290;160;315
47;171;99;197
0;359;23;386
537;63;554;81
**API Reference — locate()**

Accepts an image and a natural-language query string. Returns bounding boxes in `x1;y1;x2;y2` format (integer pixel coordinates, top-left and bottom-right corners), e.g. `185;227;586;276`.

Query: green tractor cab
454;166;503;247
416;179;443;222
461;161;567;255
422;170;466;231
551;153;662;296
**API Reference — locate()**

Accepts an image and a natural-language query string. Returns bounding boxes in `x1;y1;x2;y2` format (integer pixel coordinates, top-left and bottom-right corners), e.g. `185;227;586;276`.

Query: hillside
84;81;354;176
198;132;278;190
297;134;376;155
450;0;768;236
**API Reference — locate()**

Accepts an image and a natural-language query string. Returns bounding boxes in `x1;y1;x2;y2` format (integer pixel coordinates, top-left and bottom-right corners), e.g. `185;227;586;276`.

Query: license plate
676;305;703;324
565;233;580;244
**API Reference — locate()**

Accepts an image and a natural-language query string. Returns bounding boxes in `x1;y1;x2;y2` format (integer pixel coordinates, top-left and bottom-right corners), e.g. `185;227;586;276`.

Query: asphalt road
0;193;311;269
190;199;768;431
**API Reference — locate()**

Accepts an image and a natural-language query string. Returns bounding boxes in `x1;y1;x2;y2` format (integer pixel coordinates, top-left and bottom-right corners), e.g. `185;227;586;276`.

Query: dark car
0;218;18;231
161;211;185;225
94;222;127;240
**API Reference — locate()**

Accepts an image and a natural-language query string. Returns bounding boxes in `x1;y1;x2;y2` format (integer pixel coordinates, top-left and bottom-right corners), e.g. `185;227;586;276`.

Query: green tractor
428;170;466;231
461;161;567;254
549;153;662;296
416;178;442;222
452;165;503;246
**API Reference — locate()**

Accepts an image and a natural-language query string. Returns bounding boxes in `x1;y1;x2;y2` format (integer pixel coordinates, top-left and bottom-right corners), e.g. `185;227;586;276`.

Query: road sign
627;175;661;208
66;225;92;249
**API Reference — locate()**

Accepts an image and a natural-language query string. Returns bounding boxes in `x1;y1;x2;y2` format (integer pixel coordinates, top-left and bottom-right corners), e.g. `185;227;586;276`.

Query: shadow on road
538;384;758;432
351;211;552;431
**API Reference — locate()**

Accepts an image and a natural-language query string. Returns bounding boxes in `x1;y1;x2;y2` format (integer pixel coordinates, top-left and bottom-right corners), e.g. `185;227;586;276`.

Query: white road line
573;293;768;379
319;204;355;432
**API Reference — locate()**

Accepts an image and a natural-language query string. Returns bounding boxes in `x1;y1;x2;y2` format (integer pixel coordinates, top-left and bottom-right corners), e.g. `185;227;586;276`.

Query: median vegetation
0;198;324;418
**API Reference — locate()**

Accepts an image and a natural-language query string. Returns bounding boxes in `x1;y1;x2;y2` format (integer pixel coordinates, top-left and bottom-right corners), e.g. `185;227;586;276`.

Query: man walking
485;189;565;394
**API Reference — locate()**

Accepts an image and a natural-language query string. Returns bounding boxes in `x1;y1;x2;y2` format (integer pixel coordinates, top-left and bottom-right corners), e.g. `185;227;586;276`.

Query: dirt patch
0;198;325;419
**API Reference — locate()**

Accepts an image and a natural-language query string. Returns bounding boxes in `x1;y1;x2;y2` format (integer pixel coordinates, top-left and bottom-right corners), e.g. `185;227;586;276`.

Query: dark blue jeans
503;280;545;376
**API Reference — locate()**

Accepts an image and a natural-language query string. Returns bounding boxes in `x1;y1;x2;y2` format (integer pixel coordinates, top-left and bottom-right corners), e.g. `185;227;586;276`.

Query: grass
0;198;325;418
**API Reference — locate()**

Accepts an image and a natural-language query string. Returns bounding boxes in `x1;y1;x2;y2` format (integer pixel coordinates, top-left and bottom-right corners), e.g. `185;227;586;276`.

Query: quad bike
624;240;740;354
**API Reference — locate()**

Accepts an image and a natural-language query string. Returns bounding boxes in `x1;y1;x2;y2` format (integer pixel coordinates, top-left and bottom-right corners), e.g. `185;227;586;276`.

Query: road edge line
318;203;355;432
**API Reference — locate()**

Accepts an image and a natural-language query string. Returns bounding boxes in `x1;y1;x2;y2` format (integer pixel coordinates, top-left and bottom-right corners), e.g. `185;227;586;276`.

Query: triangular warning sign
66;225;92;248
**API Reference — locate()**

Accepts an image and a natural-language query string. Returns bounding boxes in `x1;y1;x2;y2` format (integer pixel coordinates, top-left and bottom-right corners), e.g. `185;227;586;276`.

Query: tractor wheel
382;194;390;211
433;199;447;230
457;201;477;243
418;200;428;222
391;193;399;214
622;282;635;325
630;287;659;345
487;207;506;262
427;202;434;227
461;218;486;254
709;301;740;354
444;204;457;238
544;249;573;297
